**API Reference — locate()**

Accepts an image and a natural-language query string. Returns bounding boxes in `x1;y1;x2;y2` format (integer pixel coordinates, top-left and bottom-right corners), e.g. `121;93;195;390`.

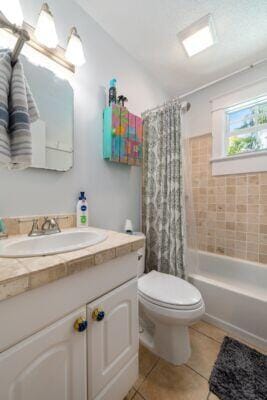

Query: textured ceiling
76;0;267;96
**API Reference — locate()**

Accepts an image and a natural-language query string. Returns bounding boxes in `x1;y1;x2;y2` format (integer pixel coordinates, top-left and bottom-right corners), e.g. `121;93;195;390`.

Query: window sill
211;150;267;175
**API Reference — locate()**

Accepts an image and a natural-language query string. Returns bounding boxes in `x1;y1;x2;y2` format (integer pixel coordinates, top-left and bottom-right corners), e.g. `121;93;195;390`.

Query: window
211;78;267;175
225;97;267;156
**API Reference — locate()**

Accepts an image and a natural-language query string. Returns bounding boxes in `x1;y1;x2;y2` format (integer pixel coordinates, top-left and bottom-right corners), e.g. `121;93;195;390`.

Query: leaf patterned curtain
142;101;184;277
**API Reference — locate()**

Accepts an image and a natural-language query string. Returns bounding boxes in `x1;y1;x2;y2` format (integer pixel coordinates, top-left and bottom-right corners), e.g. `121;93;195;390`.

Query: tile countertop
0;228;145;302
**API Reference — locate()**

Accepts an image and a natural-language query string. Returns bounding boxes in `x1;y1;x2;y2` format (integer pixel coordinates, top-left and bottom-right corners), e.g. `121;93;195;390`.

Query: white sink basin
0;228;108;258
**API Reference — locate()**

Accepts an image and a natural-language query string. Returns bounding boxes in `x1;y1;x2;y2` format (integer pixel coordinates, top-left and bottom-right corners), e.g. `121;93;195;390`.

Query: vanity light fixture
0;2;85;71
178;14;217;57
35;3;58;48
0;0;24;26
65;27;86;67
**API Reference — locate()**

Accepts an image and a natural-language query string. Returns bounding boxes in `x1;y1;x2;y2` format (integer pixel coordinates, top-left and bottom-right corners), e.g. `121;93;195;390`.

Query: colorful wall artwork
103;104;143;166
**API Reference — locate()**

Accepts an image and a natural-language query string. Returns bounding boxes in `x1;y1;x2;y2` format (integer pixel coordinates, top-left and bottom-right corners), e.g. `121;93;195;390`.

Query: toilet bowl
136;234;205;365
138;270;205;365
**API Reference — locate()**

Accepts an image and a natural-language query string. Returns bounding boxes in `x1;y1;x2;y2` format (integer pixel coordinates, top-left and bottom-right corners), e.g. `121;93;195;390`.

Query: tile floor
125;320;265;400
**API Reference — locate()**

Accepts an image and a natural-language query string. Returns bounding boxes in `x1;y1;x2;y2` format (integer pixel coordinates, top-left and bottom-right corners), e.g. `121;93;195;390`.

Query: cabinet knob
92;308;105;321
74;317;88;332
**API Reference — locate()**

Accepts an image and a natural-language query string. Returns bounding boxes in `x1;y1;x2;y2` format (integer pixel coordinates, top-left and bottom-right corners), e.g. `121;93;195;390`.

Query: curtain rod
179;58;267;99
0;11;30;63
144;58;267;117
142;99;190;117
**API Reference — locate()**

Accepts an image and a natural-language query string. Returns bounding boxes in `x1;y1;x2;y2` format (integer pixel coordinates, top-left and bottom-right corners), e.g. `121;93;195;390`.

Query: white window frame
225;96;267;155
211;78;267;176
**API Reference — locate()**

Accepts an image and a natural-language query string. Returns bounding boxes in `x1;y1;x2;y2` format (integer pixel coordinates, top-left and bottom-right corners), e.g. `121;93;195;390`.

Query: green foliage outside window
227;102;267;155
228;133;262;156
258;107;267;124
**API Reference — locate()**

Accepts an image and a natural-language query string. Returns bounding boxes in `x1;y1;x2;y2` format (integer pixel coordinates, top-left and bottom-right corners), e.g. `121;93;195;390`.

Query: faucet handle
32;219;39;227
28;219;40;237
50;217;60;229
42;217;61;234
52;217;61;233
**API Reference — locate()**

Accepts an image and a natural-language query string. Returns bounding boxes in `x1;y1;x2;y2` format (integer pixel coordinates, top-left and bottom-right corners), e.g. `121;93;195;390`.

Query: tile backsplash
188;134;267;264
2;214;76;236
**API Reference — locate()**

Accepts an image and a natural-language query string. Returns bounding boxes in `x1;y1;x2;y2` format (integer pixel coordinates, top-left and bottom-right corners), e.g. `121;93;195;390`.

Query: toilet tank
133;232;146;277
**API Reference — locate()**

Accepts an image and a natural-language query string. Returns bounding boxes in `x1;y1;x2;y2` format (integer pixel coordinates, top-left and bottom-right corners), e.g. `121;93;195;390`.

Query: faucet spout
41;217;61;235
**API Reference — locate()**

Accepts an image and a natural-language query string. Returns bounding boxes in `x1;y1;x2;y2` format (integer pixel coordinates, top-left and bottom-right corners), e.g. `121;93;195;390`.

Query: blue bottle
109;78;117;106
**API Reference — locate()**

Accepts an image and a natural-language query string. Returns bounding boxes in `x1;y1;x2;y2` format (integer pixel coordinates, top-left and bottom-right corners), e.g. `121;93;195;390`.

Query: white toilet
137;236;205;365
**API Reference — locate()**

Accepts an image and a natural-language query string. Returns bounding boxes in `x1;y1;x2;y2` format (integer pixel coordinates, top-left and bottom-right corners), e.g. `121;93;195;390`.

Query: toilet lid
138;270;202;308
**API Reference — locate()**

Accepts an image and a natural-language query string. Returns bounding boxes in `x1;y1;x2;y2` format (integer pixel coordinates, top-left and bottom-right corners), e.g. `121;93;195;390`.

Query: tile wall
2;214;76;236
189;134;267;264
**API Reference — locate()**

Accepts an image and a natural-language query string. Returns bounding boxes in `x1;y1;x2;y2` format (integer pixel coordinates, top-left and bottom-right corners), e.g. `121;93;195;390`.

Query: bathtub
187;250;267;350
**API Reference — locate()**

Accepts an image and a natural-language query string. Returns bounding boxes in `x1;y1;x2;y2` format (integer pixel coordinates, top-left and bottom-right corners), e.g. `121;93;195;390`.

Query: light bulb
0;0;24;26
35;3;58;48
65;27;86;67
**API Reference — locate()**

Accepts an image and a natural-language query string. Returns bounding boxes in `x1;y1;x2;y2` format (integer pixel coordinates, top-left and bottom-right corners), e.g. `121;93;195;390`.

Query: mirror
22;56;74;171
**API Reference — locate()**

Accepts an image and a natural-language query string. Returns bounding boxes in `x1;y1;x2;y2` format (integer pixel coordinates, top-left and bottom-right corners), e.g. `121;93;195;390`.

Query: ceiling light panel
178;14;217;57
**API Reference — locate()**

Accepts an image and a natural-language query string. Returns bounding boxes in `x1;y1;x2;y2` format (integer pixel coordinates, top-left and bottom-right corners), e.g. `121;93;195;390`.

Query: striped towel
0;50;11;166
0;49;39;169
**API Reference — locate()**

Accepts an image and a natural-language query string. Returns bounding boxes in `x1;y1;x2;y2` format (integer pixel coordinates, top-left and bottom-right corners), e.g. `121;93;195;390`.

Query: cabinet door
87;279;138;399
0;307;87;400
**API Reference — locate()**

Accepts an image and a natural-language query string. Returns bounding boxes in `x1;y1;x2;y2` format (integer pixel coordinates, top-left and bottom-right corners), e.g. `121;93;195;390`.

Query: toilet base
139;319;191;365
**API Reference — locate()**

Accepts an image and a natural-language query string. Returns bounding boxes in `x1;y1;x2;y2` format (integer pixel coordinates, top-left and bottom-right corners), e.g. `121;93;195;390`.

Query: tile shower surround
188;134;267;264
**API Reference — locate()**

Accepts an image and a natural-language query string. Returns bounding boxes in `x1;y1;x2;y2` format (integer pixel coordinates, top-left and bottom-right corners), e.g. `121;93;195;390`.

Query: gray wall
182;62;267;138
0;0;167;232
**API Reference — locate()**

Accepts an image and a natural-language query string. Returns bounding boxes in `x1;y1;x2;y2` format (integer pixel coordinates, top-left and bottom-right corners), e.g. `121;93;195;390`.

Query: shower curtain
142;100;184;278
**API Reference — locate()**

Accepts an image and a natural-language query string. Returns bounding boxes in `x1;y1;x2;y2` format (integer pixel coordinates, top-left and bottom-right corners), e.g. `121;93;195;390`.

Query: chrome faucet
28;219;41;237
41;217;61;235
28;217;61;237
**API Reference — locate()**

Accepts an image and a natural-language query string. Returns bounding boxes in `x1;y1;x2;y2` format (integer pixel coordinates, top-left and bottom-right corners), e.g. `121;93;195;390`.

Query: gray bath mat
209;336;267;400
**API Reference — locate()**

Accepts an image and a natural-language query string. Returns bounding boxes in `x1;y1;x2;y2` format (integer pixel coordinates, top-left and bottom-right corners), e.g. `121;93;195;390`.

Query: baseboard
203;313;267;351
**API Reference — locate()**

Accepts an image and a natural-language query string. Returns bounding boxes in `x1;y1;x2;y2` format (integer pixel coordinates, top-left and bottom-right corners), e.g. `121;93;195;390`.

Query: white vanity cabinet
87;279;138;400
0;307;87;400
0;252;139;400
